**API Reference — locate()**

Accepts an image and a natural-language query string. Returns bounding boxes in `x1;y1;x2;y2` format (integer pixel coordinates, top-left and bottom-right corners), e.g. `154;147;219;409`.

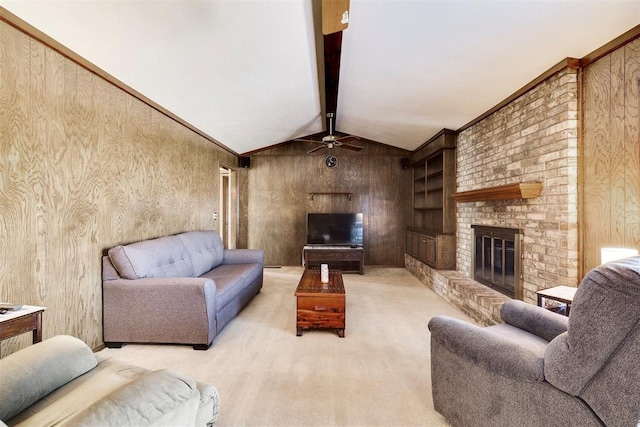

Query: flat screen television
306;213;363;246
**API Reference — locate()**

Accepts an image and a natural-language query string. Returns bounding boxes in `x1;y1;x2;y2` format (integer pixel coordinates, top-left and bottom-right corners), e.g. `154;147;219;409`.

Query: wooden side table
0;305;46;344
536;286;577;316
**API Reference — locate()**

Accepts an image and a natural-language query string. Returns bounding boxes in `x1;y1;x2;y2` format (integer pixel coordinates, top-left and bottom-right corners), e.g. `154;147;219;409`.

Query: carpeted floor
99;267;472;426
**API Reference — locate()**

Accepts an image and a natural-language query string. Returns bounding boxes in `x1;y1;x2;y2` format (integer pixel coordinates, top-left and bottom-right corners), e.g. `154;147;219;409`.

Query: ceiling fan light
328;142;334;149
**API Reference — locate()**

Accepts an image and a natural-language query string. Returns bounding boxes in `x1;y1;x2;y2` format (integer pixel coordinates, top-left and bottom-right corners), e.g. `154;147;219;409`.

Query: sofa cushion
63;370;200;426
178;230;224;274
484;323;549;358
0;335;97;421
108;231;224;280
201;263;262;309
108;235;191;279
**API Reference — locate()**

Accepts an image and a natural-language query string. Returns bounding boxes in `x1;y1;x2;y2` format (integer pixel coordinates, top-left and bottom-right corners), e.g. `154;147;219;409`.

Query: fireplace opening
471;225;523;300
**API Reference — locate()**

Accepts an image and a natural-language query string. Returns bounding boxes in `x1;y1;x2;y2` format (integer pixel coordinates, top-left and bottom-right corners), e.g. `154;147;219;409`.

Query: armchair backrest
545;256;640;426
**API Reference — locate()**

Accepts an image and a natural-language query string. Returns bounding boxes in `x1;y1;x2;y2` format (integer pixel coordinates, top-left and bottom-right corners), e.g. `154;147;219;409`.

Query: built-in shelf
309;192;352;201
451;182;543;202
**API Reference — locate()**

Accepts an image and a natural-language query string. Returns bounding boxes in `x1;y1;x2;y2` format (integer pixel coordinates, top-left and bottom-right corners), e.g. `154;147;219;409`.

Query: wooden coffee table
295;269;345;337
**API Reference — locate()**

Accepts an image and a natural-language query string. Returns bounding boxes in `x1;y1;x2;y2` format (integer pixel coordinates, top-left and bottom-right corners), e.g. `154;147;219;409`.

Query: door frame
219;163;238;249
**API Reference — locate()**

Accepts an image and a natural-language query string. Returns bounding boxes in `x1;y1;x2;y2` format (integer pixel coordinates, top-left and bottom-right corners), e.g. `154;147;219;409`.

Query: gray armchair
428;256;640;427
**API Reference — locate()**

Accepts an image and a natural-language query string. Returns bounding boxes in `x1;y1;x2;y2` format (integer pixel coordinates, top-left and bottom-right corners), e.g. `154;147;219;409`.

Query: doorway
219;165;238;249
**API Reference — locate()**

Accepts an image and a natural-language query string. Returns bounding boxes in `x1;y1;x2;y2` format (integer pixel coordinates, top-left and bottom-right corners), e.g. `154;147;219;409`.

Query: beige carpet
99;267;473;426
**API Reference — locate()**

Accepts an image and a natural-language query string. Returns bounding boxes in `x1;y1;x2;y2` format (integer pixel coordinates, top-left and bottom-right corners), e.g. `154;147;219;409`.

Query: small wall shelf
451;182;543;203
309;192;352;201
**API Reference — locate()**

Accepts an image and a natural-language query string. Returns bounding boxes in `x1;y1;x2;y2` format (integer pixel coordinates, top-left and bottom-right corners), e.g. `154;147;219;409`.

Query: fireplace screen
471;225;523;300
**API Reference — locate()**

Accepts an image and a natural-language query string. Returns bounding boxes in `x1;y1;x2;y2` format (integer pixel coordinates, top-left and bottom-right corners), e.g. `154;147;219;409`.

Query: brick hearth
405;254;509;326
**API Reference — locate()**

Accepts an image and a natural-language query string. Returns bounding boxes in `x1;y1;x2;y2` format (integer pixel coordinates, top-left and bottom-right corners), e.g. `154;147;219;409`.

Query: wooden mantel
451;182;543;203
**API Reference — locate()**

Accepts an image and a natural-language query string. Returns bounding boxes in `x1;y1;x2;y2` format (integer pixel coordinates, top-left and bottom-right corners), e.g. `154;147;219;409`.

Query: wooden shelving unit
451;182;542;202
413;166;426;209
411;131;456;234
407;129;457;270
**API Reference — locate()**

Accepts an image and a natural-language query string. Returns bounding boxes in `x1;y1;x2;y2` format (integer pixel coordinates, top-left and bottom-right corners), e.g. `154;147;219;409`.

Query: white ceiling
2;1;639;154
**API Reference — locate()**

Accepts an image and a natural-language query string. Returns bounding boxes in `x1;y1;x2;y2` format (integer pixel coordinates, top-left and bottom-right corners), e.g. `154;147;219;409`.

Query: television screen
306;213;363;246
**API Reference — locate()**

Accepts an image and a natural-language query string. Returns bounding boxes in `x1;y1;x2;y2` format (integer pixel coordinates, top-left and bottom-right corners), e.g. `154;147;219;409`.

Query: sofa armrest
500;300;568;342
428;316;544;382
0;336;97;421
103;277;217;309
223;249;264;265
103;277;217;345
63;370;200;426
196;382;220;427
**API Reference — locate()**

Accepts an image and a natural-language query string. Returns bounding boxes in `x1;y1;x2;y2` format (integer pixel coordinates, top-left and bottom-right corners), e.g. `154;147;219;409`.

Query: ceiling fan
295;0;363;154
296;113;362;153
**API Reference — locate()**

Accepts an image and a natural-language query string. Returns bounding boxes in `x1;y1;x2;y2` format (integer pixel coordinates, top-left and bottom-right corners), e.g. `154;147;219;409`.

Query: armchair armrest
223;249;264;265
500;300;568;342
428;316;544;382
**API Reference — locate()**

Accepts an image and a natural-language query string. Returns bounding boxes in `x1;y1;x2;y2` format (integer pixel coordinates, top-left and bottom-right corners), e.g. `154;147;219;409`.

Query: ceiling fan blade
339;143;363;151
322;0;350;35
295;138;324;144
335;135;360;143
307;144;327;154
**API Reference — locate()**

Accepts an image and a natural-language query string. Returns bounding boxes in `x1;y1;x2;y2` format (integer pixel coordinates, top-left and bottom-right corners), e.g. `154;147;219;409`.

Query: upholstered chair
428;256;640;427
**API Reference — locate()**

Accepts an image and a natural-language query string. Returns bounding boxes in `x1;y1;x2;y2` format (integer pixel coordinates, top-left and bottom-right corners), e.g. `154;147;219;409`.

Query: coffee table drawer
296;312;345;328
297;296;345;313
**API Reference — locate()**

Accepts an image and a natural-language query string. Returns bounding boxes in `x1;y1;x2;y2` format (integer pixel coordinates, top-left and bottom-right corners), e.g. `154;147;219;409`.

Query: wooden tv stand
303;245;364;274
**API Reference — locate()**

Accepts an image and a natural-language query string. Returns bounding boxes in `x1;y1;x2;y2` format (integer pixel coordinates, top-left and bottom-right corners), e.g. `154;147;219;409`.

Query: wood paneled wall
246;143;412;267
582;37;640;274
0;19;236;355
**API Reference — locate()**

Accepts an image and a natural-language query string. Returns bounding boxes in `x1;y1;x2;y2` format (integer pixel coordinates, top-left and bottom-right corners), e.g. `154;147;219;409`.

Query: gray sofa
0;335;219;426
428;256;640;427
103;230;264;350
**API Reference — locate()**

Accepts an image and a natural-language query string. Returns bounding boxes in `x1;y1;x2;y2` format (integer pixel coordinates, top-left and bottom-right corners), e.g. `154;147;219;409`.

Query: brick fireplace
406;66;580;325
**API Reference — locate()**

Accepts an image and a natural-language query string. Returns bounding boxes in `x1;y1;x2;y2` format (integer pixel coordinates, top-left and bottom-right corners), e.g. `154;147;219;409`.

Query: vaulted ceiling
2;1;639;155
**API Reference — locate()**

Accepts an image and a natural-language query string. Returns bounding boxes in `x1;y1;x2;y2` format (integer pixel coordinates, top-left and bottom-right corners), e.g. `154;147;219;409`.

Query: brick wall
456;68;580;304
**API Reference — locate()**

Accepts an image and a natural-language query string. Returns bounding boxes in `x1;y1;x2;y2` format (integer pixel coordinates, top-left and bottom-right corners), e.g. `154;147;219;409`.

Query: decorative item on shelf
600;247;638;264
321;264;329;284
